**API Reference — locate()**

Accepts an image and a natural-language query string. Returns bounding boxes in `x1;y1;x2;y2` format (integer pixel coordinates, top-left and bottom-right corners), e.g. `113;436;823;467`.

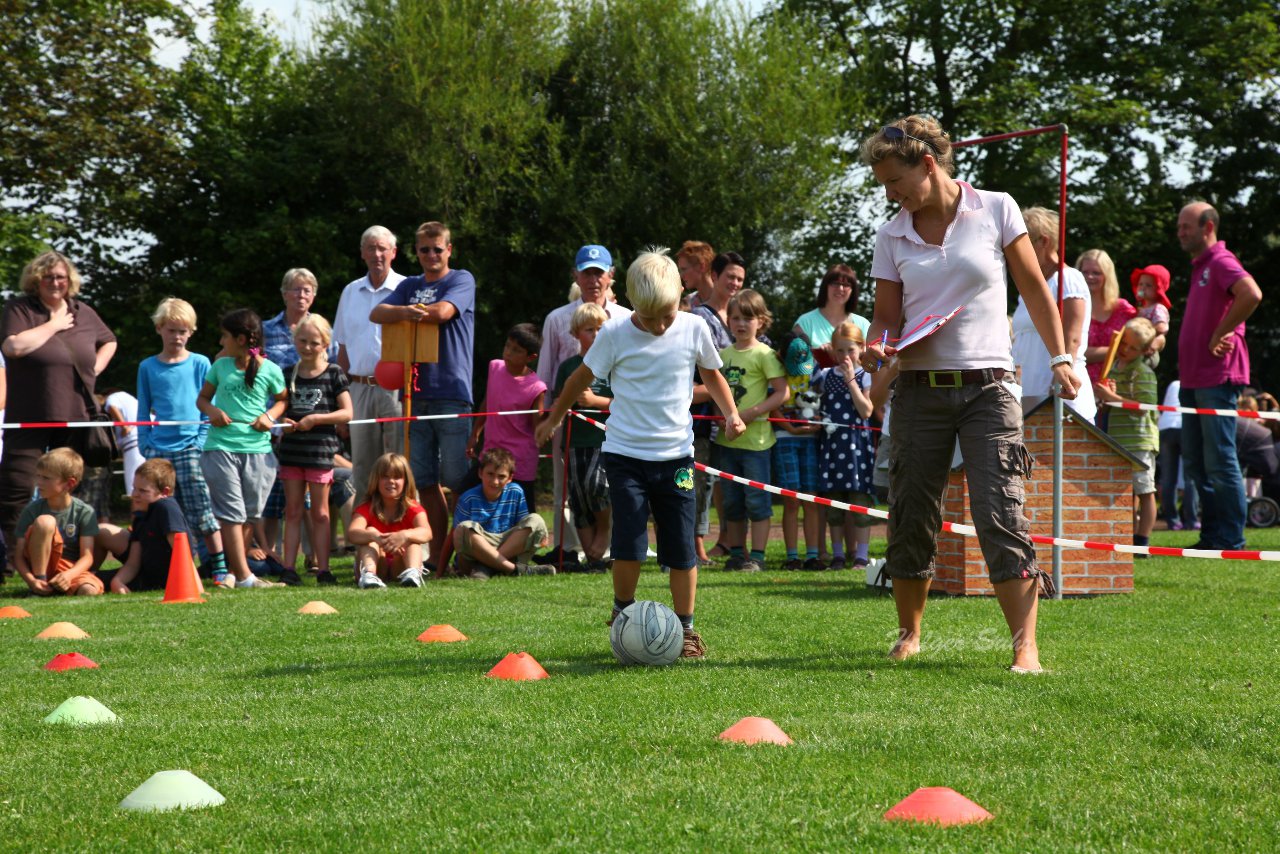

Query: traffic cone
0;605;32;619
298;601;337;615
485;652;549;680
418;624;468;643
718;716;794;746
44;652;99;671
161;531;205;603
883;787;994;826
36;621;89;639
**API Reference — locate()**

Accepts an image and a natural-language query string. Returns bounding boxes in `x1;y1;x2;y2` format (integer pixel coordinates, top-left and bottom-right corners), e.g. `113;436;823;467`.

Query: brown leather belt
900;368;1006;388
348;374;379;386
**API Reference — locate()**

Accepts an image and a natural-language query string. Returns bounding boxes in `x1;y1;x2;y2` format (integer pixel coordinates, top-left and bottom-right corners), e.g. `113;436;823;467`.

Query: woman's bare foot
889;630;920;660
1010;639;1041;672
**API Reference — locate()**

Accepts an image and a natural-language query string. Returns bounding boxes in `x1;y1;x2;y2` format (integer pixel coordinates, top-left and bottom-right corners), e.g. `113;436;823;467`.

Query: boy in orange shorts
14;448;102;596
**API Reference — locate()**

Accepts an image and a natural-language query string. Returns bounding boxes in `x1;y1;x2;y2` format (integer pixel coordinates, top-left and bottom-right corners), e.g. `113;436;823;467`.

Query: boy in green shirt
15;448;102;595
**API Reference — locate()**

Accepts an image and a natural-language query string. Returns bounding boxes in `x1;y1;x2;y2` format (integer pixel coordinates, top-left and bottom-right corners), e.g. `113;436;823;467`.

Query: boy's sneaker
237;574;282;589
681;628;706;659
828;557;847;571
358;571;387;589
316;570;337;585
212;574;236;590
852;557;870;569
515;562;555;576
802;557;826;571
532;546;569;566
468;567;492;581
397;567;425;588
279;568;303;587
723;554;747;571
585;558;611;574
784;557;803;571
735;558;763;573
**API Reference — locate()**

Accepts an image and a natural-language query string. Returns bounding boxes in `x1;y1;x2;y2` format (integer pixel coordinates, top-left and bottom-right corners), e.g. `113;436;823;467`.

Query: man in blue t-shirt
370;221;476;565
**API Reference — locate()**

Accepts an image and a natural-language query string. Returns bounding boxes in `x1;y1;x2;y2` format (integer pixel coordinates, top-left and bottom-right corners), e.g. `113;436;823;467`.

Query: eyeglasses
284;287;315;296
416;246;446;256
41;274;70;283
883;126;939;155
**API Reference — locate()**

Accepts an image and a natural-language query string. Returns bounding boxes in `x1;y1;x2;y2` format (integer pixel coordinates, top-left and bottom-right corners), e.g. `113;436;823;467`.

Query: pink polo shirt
1177;241;1252;389
483;359;547;481
870;182;1025;371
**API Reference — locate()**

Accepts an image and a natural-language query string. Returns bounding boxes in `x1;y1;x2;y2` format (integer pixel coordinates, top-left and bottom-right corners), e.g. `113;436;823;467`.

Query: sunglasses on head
883;126;939;155
416;245;446;255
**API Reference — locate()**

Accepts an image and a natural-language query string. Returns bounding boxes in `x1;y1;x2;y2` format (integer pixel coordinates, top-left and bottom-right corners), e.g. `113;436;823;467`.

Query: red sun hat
1130;264;1172;309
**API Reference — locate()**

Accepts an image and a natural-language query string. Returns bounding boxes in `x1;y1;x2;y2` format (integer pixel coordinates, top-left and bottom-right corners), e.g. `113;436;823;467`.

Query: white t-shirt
870;182;1023;371
1158;380;1182;431
1011;265;1096;421
583;311;721;460
333;271;406;376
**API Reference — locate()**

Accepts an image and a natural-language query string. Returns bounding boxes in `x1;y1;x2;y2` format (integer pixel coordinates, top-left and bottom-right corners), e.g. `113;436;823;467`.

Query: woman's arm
860;279;904;372
2;313;75;359
1062;298;1087;359
93;341;117;377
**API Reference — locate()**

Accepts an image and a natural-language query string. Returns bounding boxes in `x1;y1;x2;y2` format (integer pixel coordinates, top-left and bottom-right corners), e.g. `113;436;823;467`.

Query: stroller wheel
1247;496;1280;528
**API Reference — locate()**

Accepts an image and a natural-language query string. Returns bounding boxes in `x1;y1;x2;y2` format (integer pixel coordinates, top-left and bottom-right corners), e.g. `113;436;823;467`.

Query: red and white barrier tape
570;410;1279;562
1102;400;1280;420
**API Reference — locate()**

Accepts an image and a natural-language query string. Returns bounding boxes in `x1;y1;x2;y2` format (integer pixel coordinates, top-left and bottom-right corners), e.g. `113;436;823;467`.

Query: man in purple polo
1176;201;1262;550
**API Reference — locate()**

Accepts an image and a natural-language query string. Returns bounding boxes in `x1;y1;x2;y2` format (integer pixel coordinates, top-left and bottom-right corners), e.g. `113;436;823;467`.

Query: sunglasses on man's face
416;245;446;256
883;126;939;155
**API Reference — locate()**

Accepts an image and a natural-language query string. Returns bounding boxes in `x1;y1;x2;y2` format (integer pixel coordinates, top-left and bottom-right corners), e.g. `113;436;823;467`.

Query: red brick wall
933;411;1135;596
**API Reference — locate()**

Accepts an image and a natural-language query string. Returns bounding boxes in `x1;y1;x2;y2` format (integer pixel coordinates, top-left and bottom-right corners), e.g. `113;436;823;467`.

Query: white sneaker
237;574;281;589
358;571;387;589
397;567;424;588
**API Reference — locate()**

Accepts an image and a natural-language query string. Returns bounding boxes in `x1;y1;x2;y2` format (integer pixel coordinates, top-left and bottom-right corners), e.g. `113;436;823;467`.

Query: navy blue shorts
603;452;697;570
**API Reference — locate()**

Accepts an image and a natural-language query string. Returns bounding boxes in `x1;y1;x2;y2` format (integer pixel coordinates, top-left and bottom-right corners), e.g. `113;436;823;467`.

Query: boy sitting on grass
536;248;744;658
443;447;551;579
94;458;191;593
14;448;102;596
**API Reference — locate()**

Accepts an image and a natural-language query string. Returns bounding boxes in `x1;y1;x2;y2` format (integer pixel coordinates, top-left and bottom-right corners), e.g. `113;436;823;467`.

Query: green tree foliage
0;0;191;288
773;0;1280;387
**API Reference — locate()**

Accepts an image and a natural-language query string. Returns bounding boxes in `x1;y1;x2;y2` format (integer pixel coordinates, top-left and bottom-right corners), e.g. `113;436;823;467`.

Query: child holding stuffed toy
1130;264;1171;368
771;332;825;569
816;322;876;570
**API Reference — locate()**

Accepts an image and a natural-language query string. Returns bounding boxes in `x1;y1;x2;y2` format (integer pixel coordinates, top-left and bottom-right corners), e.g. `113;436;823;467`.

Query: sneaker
852;557;870;569
515;562;556;576
784;557;803;571
585;558;611;574
1167;519;1184;531
723;553;747;571
213;574;236;590
532;546;568;566
305;559;320;575
733;558;763;573
237;574;282;589
468;567;492;581
680;628;706;659
802;557;826;571
316;570;337;585
397;567;424;588
828;557;847;571
261;555;288;577
279;568;303;587
358;571;387;589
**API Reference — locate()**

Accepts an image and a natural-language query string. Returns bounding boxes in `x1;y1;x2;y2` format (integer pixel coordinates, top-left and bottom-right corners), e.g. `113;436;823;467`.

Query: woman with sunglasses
792;264;870;369
859;115;1080;674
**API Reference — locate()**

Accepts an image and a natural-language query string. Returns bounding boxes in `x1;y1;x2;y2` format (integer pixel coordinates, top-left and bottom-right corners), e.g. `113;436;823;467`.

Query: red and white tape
570;410;1280;562
1102;400;1280;420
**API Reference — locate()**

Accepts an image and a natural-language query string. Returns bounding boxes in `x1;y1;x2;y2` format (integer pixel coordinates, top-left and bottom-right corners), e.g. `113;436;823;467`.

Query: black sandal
707;542;731;559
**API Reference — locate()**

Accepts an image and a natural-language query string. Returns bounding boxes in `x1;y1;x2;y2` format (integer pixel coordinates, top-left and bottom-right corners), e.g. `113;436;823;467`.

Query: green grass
3;526;1278;851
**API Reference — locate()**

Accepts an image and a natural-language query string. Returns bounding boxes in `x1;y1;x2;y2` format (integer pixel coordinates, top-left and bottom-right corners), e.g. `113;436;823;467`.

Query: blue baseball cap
575;245;613;271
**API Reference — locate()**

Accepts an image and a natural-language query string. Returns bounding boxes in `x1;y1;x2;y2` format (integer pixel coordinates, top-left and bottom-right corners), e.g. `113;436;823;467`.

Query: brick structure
932;400;1138;596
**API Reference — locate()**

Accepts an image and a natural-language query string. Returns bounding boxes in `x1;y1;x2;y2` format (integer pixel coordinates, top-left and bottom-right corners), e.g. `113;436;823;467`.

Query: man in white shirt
536;245;631;564
334;225;406;496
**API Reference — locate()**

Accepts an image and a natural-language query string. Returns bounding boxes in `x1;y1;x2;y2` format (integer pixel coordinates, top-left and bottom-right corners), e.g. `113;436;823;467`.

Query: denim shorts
409;398;471;491
712;444;774;522
603;453;696;570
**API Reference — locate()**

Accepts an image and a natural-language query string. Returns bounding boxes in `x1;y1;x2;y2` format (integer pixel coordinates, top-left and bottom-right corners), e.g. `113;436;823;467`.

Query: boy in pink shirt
467;324;548;509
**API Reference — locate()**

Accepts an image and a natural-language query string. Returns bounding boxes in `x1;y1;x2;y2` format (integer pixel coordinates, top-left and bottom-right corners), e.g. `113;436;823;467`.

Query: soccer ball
610;600;683;666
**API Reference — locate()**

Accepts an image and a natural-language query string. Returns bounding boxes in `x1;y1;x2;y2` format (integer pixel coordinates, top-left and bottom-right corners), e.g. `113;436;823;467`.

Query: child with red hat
1131;264;1171;367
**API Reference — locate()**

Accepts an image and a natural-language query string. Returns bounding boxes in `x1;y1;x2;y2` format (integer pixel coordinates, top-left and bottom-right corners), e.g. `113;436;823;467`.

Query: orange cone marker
44;652;99;671
418;624;467;643
36;621;90;640
485;652;549;680
718;716;794;746
161;531;205;603
0;605;32;619
883;787;994;826
298;601;338;615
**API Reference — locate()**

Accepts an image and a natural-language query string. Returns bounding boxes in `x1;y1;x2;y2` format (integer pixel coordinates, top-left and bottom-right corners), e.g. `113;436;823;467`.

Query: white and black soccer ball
610;600;683;666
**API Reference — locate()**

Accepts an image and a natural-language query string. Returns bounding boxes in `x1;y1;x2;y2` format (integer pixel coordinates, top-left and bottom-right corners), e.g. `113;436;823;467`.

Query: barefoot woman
859;116;1081;673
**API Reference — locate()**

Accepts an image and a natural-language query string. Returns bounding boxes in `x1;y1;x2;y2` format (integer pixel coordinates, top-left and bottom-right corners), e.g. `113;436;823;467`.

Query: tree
0;0;192;288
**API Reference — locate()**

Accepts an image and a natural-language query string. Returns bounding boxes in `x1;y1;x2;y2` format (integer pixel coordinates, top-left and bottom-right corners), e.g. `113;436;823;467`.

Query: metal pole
1053;125;1069;599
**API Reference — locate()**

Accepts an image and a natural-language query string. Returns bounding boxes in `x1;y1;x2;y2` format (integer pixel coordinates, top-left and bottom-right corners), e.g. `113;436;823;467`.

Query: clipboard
890;305;966;352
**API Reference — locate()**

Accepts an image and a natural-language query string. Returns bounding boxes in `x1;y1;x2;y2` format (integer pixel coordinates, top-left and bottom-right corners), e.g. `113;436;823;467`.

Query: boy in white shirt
537;248;745;658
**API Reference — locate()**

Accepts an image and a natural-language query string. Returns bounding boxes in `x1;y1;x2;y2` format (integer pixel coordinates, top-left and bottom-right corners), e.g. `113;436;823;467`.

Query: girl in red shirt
346;453;431;588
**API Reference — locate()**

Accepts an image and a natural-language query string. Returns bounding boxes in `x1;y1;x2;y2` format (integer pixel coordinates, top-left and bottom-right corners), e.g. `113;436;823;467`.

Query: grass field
3;525;1279;852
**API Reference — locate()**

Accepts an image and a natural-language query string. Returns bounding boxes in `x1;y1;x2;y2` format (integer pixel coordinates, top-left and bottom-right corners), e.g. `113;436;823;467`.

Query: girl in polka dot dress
817;322;877;569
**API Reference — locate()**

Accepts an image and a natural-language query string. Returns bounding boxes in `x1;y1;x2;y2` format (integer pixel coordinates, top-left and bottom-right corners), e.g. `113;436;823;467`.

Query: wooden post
380;321;439;467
